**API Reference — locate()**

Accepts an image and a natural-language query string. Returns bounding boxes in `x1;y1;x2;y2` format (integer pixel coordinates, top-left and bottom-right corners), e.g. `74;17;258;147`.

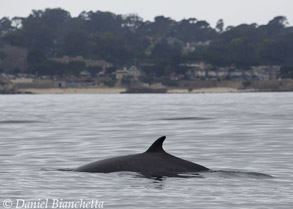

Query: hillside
0;8;293;80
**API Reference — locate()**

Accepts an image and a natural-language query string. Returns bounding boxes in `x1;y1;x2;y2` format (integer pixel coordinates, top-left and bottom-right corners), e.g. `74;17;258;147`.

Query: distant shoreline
17;88;127;94
14;87;275;94
1;78;292;94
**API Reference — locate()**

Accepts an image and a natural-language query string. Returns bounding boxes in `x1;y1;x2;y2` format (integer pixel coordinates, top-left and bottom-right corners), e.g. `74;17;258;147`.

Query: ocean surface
0;93;292;209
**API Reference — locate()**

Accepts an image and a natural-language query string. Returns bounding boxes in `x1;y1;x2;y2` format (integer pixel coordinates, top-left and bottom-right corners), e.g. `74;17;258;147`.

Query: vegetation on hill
0;8;293;78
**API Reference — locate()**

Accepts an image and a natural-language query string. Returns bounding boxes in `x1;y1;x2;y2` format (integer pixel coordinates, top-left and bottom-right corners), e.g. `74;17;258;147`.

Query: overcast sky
1;0;292;27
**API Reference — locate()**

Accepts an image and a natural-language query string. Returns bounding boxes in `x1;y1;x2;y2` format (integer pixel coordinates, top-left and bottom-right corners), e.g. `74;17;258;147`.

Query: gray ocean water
0;93;292;209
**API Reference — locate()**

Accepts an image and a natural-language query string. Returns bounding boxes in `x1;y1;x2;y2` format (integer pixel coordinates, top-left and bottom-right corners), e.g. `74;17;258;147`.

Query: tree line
0;8;293;78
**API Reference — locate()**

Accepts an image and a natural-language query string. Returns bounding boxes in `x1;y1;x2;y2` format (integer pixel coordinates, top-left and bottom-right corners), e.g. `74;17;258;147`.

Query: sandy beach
17;87;254;94
168;87;253;94
20;88;127;94
8;78;292;94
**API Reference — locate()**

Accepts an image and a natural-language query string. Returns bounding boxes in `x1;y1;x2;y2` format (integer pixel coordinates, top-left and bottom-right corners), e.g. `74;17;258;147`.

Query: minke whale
74;136;209;176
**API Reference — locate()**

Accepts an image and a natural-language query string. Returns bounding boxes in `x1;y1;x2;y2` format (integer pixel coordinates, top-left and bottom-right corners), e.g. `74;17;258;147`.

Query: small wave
48;168;273;179
0;120;44;124
205;170;274;179
161;117;211;121
41;168;74;172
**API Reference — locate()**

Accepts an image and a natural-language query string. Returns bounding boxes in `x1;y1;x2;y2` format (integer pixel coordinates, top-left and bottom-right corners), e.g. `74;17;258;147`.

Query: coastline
18;88;127;94
1;78;292;94
16;87;256;94
168;87;255;94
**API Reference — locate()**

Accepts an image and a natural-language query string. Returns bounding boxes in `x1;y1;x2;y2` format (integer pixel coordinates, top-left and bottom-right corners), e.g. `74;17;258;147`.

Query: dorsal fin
146;136;166;153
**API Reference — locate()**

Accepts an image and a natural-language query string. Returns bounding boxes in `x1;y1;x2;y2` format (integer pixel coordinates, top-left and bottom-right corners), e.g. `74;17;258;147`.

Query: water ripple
0;93;292;208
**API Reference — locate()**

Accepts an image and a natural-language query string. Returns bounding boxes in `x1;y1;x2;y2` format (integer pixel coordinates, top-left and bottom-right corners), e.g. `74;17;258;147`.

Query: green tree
256;39;281;64
266;16;288;38
81;11;123;34
0;17;13;34
60;30;90;56
216;19;224;33
148;16;176;37
27;49;46;65
151;39;181;61
175;18;217;42
122;14;144;32
227;37;256;66
21;18;54;50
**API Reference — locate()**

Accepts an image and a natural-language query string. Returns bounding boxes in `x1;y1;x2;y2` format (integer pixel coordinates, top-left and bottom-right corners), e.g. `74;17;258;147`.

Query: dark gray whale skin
74;136;209;176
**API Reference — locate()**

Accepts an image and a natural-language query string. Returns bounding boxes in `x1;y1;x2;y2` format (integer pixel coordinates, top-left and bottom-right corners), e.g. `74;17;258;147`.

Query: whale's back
75;136;209;175
75;151;209;175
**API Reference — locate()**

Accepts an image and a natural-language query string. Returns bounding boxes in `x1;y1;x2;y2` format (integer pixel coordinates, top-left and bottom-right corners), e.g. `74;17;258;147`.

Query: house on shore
115;66;142;79
184;63;281;81
50;56;113;71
